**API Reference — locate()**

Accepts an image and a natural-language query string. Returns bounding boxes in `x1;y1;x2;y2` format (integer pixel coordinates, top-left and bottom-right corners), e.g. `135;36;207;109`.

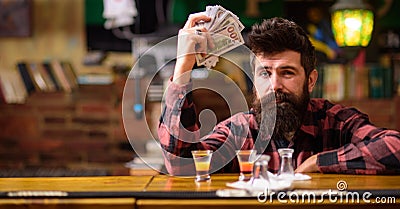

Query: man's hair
248;17;316;77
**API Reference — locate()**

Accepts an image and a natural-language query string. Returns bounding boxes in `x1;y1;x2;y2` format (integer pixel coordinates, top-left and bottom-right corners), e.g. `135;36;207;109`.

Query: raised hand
173;13;212;85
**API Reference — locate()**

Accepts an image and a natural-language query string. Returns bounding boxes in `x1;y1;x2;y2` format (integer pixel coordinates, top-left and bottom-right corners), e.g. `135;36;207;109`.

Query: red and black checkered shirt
158;80;400;175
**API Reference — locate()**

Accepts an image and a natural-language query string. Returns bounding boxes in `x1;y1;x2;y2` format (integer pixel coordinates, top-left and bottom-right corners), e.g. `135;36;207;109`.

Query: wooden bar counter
0;174;399;209
0;176;152;209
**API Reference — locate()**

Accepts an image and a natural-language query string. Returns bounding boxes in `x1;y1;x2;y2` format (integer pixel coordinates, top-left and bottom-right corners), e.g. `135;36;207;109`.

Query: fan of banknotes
194;5;245;69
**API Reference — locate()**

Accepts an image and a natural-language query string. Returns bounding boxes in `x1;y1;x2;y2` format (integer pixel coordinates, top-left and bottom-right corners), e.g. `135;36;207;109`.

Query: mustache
258;91;295;105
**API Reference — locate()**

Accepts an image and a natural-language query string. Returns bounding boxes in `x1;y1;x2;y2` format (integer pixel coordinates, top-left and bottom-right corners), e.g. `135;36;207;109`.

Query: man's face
253;50;307;101
252;50;314;144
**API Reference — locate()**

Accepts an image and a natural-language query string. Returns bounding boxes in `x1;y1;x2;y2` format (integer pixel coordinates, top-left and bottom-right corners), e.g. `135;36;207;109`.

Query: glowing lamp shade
331;0;374;47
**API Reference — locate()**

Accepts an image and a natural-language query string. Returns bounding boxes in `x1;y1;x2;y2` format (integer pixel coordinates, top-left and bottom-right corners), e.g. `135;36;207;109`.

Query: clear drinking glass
236;150;257;181
191;150;213;182
252;154;271;181
277;148;295;180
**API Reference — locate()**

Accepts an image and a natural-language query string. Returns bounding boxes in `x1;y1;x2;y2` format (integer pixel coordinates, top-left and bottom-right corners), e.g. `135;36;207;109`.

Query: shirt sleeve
157;78;252;175
157;78;199;175
158;78;198;150
316;105;400;174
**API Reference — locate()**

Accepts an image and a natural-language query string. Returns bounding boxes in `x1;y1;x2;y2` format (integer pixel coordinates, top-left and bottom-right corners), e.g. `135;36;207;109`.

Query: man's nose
269;73;283;91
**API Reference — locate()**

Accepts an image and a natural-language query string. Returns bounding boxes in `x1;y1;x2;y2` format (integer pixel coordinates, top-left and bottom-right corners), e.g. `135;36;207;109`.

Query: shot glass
191;150;213;182
236;149;257;181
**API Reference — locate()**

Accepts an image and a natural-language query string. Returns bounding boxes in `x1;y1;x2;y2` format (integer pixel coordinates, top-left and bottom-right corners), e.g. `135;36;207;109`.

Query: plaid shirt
158;79;400;175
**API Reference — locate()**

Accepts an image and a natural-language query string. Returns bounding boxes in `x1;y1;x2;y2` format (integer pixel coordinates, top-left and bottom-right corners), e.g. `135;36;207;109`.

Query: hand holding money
194;5;245;69
173;5;245;84
173;14;211;84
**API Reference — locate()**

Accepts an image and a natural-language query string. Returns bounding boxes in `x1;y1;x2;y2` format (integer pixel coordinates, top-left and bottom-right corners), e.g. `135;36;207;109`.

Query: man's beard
252;85;310;148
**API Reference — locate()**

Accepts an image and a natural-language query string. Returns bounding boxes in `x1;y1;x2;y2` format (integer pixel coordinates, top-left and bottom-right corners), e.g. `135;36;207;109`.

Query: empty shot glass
191;150;213;182
236;149;257;181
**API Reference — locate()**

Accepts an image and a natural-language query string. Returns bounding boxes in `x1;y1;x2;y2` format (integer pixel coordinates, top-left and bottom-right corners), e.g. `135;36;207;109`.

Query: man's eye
259;71;269;77
282;71;295;76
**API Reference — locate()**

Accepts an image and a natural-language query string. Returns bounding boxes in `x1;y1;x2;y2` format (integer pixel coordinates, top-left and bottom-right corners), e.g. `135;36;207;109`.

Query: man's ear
308;69;318;93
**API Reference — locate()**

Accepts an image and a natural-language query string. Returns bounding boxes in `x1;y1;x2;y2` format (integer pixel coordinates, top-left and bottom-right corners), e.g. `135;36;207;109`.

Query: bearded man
158;15;400;175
